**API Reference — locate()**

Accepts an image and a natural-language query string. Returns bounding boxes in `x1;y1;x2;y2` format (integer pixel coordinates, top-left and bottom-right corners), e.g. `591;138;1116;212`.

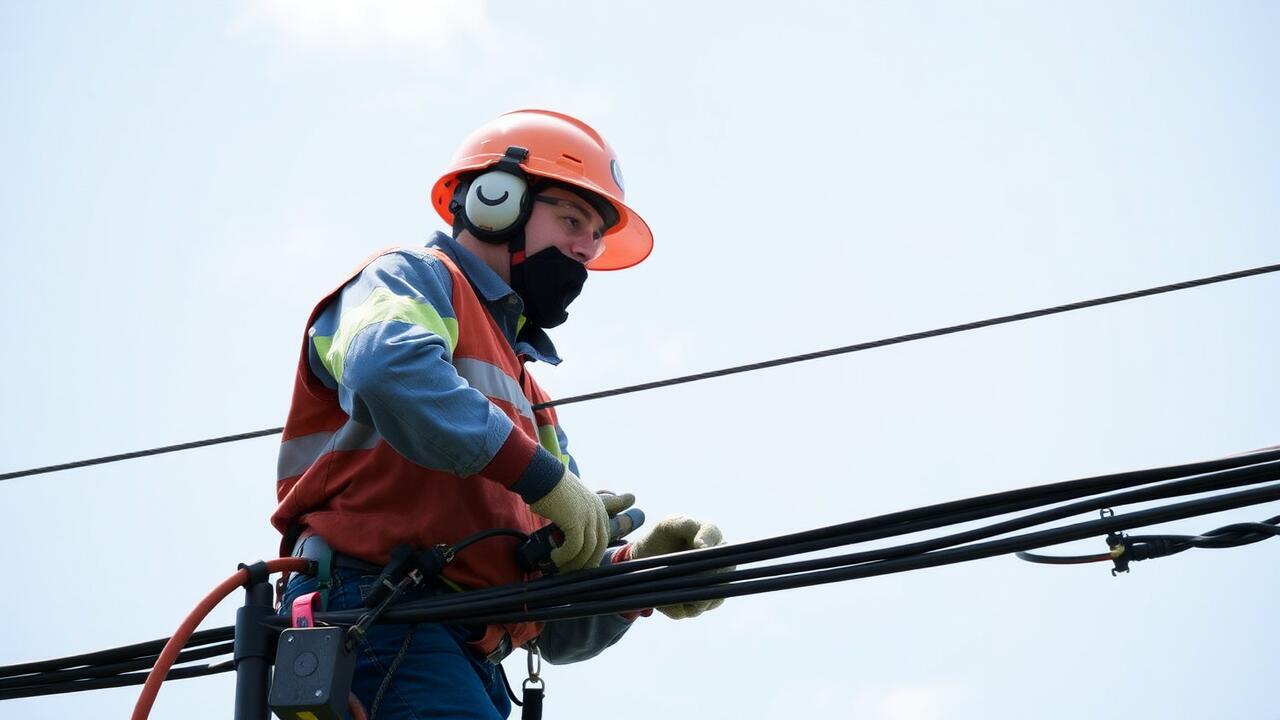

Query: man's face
522;186;608;265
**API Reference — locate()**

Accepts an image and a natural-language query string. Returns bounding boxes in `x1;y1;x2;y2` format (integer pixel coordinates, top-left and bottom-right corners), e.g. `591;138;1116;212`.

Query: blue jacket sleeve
536;548;638;664
538;614;635;665
306;249;562;502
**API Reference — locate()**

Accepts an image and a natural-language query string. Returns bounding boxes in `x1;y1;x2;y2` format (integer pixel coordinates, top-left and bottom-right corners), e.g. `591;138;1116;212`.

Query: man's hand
529;467;609;572
630;515;733;619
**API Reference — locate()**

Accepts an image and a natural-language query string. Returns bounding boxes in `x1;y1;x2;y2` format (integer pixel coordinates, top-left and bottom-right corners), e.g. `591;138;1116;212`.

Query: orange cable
349;692;369;720
131;557;310;720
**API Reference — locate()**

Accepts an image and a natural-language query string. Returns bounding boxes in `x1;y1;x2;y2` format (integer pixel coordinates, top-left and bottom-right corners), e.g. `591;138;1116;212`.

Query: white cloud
857;683;967;720
232;0;490;58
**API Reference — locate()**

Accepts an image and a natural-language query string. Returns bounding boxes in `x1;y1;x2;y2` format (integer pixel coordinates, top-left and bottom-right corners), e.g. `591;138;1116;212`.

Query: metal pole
233;579;275;720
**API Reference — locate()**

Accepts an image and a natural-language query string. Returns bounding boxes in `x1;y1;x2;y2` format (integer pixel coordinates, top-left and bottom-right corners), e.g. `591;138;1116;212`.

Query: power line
535;261;1280;409
4;447;1278;699
2;262;1277;482
0;428;283;482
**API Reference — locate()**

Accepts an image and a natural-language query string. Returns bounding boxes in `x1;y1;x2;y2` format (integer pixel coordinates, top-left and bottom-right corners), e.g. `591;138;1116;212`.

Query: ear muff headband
448;145;531;243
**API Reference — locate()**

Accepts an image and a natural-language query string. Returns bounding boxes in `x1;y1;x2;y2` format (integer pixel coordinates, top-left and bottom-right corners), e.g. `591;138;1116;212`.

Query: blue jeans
279;567;512;720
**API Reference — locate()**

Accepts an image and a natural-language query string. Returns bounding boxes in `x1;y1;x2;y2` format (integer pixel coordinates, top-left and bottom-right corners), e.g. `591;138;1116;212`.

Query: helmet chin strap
506;226;537;335
506;227;528;279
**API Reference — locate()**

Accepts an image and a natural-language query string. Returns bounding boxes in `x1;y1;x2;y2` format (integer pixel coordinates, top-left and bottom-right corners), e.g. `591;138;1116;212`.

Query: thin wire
535;262;1280;409
3;262;1277;481
0;428;283;481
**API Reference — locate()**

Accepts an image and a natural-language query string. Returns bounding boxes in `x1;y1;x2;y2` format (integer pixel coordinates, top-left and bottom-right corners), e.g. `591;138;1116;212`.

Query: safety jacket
272;235;578;654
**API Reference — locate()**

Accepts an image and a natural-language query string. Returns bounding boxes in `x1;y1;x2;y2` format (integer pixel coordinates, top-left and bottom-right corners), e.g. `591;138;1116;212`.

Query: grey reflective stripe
454;357;534;421
277;419;382;480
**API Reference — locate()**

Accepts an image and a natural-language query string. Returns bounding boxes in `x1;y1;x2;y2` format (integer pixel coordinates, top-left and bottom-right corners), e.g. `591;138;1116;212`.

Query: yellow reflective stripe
538;424;569;467
314;287;459;383
455;358;534;421
311;333;334;372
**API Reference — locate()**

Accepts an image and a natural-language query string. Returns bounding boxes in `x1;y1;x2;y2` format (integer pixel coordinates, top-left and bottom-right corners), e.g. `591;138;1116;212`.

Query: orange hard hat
431;109;653;271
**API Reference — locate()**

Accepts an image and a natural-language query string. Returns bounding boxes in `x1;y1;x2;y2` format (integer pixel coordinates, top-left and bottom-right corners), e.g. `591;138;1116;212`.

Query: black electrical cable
1018;515;1280;565
1177;518;1280;547
0;537;532;683
434;483;1280;627
534;262;1280;409
1012;550;1116;565
346;459;1280;629
0;642;233;691
516;461;1280;611
241;448;1280;627
0;428;283;481
309;450;1280;616
7;447;1278;688
356;469;1280;624
4;264;1277;482
0;627;233;679
0;662;233;701
5;456;1277;699
450;528;529;553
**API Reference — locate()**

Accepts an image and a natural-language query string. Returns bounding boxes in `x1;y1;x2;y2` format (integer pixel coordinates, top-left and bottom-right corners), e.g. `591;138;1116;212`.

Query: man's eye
563;216;580;230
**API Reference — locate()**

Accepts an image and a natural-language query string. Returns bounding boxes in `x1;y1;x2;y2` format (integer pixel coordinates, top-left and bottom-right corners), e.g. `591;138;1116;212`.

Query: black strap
521;685;544;720
498;663;523;707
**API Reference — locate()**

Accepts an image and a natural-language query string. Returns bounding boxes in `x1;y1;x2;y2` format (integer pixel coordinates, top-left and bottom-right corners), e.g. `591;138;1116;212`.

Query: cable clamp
1106;532;1130;576
436;544;457;565
237;561;271;587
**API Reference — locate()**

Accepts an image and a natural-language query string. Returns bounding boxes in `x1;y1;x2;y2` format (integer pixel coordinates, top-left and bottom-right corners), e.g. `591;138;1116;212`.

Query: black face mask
509;247;588;329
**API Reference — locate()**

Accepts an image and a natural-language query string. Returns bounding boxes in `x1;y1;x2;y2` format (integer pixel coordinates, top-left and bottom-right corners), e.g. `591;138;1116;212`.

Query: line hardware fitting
1;261;1277;483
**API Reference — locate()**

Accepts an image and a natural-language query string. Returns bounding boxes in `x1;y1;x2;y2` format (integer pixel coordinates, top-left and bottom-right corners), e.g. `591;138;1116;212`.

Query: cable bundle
2;446;1277;702
337;446;1280;627
0;628;233;700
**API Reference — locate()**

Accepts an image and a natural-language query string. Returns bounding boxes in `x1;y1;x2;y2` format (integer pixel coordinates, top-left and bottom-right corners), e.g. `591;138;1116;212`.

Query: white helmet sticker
610;159;625;193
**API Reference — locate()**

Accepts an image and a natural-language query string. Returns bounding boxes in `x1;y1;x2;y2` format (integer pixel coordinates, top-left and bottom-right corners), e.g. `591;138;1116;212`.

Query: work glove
598;490;636;519
529;467;609;572
597;490;641;541
630;515;733;619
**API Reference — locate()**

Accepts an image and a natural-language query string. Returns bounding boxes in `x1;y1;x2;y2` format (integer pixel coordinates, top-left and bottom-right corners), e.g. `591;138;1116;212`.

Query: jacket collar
426;232;563;366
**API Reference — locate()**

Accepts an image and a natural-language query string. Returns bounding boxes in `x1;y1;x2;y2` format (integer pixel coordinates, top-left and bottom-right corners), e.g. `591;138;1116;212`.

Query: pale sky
2;2;1277;719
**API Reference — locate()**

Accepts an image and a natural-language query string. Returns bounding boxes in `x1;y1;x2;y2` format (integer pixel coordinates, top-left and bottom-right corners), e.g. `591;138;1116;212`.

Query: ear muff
448;146;531;243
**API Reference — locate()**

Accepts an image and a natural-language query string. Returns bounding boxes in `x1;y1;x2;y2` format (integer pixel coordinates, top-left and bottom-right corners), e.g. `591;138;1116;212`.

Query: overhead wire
1;262;1276;704
0;627;233;679
0;642;233;692
423;483;1280;627
1018;515;1280;566
322;461;1280;626
0;663;233;701
3;447;1277;700
2;262;1278;482
537;262;1280;409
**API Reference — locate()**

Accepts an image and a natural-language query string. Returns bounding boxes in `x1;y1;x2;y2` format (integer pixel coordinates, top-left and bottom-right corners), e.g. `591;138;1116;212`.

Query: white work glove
528;467;609;572
630;515;733;619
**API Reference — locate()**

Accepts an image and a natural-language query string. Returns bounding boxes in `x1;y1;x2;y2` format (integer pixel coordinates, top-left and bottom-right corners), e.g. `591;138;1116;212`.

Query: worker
271;109;729;719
